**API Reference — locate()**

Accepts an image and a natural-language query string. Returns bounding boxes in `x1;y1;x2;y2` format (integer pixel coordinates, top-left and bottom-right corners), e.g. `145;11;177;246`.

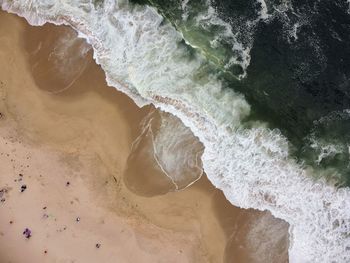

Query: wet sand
0;11;289;263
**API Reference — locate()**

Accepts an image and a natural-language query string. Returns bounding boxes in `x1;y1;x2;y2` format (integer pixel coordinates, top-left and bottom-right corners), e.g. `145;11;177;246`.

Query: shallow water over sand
0;11;289;263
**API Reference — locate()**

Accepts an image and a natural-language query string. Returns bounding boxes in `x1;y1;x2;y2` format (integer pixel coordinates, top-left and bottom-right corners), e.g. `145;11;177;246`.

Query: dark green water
129;0;350;186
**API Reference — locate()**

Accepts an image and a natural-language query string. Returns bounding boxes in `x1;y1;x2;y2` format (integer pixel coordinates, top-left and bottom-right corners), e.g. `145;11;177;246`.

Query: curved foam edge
1;1;350;262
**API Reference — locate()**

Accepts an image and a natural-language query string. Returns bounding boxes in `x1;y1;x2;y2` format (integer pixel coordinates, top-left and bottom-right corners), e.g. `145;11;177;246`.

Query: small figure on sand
23;228;31;239
20;184;27;192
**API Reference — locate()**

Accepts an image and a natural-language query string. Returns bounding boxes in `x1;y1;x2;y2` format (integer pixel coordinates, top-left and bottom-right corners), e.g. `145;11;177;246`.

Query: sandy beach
0;11;289;263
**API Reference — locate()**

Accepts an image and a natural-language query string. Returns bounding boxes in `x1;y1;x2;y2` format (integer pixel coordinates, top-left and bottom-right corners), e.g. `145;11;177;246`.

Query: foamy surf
1;0;350;262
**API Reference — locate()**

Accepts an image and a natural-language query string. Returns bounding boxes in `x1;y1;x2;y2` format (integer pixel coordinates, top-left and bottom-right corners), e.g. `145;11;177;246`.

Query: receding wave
2;0;349;262
26;25;91;93
125;109;203;196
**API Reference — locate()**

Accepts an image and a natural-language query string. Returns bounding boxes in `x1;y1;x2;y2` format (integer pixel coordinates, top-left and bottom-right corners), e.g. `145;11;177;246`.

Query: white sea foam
2;0;350;262
180;0;190;21
192;0;253;78
256;0;270;20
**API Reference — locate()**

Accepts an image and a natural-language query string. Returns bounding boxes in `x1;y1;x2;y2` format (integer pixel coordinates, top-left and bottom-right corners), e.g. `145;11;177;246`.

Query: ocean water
143;0;350;186
1;0;350;262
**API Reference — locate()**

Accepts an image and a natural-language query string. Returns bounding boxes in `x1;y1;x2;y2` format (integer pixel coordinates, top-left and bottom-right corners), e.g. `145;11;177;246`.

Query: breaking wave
1;0;350;262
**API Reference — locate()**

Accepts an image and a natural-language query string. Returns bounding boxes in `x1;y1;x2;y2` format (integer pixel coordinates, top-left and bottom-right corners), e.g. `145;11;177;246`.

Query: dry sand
0;11;289;263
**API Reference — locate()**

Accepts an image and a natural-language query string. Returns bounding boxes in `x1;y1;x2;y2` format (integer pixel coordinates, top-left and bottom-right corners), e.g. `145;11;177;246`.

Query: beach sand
0;11;289;263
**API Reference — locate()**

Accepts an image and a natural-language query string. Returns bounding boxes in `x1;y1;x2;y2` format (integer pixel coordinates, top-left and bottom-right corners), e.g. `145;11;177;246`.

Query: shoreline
1;1;349;261
0;10;289;262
